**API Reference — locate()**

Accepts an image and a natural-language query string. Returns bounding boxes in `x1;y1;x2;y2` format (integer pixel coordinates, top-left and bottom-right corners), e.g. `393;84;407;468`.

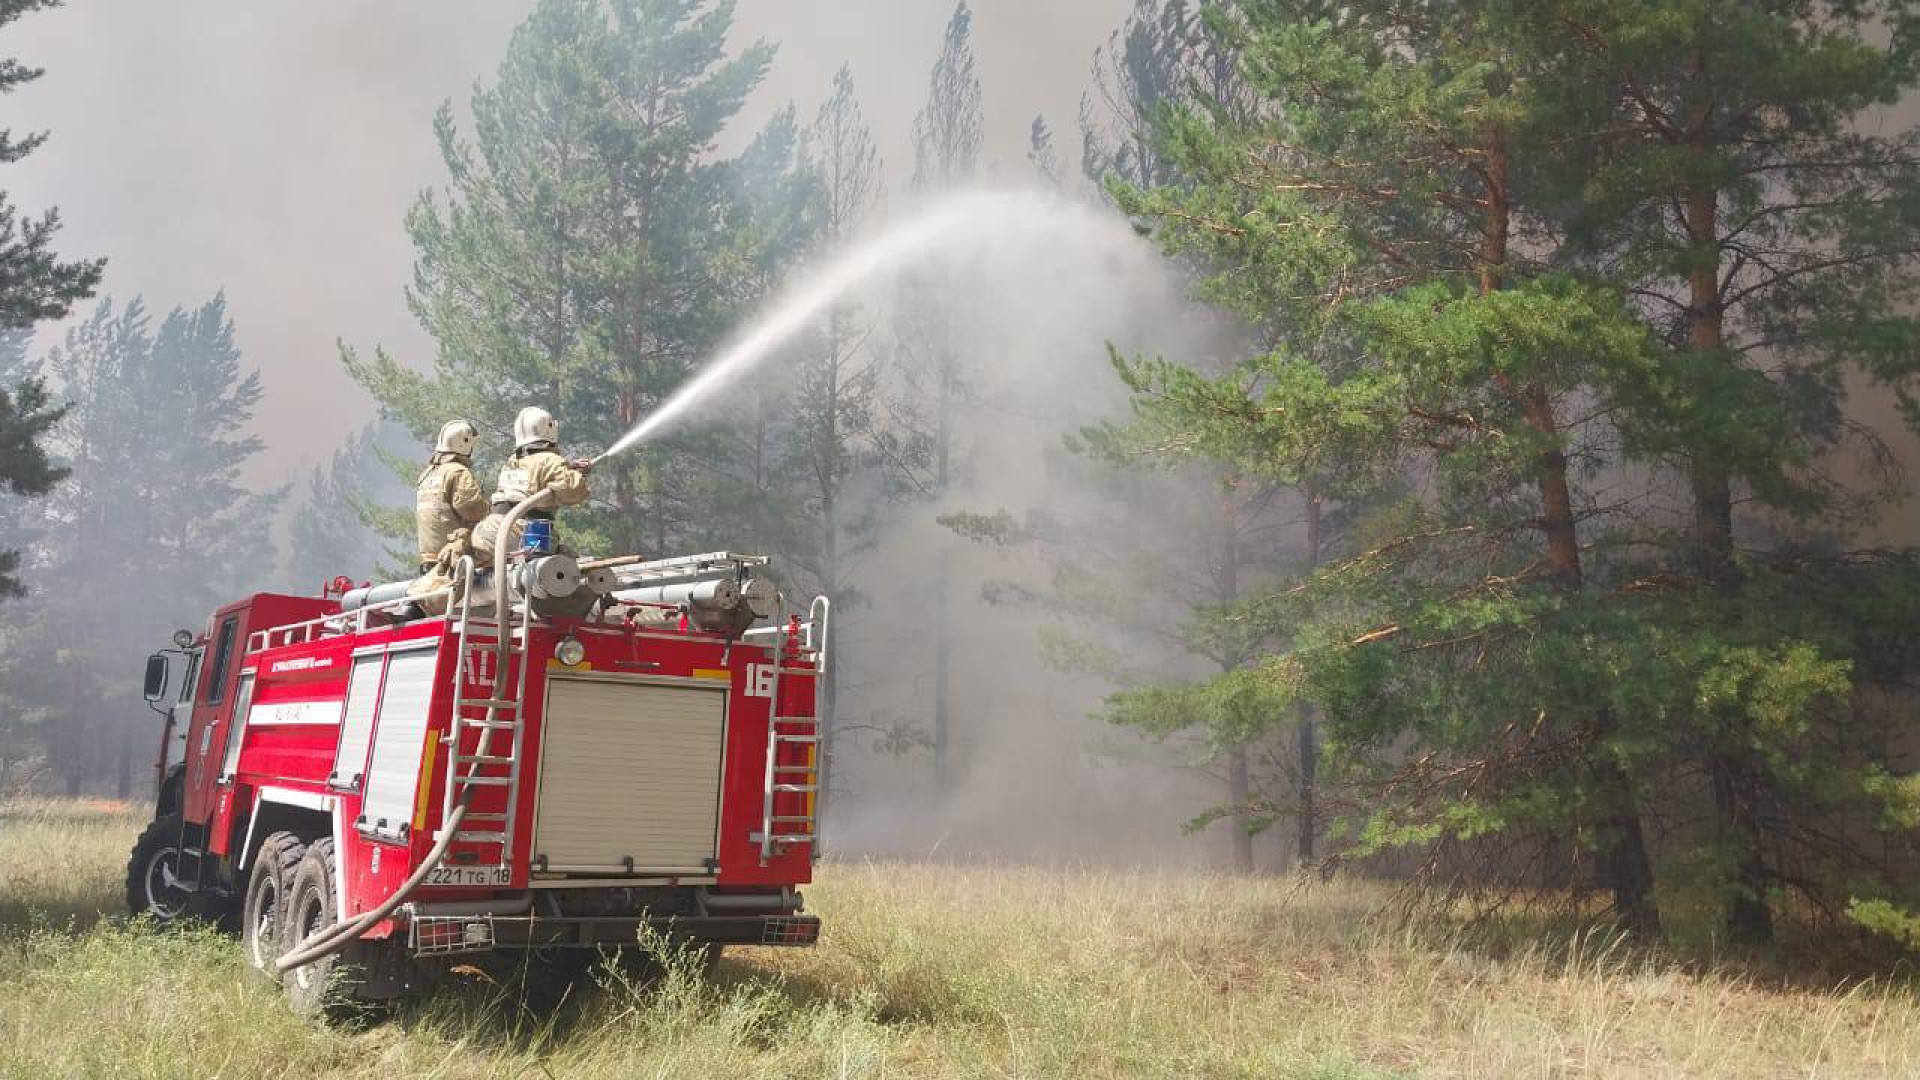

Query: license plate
425;865;511;887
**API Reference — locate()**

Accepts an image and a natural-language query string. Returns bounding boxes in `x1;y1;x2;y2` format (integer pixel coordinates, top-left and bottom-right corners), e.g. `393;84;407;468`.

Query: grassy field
2;800;1918;1079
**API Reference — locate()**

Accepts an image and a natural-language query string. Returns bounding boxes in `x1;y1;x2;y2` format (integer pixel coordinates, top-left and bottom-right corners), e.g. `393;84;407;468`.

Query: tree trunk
1298;484;1323;870
1226;744;1254;873
1685;181;1736;587
64;660;84;797
932;546;951;797
1483;127;1661;936
1296;704;1316;867
1218;485;1253;873
930;341;955;799
1684;136;1771;942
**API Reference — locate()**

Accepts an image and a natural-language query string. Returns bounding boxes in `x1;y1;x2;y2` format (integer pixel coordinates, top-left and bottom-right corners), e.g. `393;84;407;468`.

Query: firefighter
415;419;489;573
497;406;591;529
469;484;526;563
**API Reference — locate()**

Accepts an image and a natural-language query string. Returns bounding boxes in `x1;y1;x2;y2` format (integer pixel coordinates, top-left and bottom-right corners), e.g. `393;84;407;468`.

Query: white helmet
434;419;479;457
513;406;558;450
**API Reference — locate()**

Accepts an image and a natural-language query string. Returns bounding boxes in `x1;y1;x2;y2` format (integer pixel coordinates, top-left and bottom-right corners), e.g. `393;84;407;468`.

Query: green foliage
25;294;283;790
1847;897;1920;952
0;375;64;596
0;0;100;330
0;0;98;606
1096;0;1920;937
346;0;810;560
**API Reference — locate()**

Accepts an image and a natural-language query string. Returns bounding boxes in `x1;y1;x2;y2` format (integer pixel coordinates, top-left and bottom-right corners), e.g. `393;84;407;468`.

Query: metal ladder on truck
750;595;831;865
438;556;535;877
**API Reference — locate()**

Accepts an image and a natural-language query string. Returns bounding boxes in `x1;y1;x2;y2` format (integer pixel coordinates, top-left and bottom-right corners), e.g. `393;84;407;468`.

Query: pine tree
1028;116;1062;188
347;0;781;562
911;3;983;194
1529;0;1920;944
0;373;62;597
1100;0;1920;939
0;0;100;330
1109;0;1673;928
790;64;885;780
1075;0;1302;871
1079;0;1243;192
0;0;99;606
702;103;826;565
888;0;984;798
32;295;281;794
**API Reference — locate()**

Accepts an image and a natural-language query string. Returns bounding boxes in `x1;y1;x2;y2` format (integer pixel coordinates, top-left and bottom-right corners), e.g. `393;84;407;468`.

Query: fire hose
275;487;554;974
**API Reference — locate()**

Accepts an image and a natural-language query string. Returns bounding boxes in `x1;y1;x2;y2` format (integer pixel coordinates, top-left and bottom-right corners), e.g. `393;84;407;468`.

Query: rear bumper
412;913;821;954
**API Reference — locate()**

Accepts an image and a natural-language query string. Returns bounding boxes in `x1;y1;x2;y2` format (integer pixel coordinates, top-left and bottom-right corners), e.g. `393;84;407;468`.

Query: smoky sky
2;0;1130;483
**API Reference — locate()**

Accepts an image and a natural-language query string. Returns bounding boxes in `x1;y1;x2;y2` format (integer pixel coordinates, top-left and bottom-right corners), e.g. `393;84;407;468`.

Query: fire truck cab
128;550;826;1013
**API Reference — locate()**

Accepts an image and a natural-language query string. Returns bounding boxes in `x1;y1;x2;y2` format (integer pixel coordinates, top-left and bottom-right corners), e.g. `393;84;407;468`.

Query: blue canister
522;518;555;555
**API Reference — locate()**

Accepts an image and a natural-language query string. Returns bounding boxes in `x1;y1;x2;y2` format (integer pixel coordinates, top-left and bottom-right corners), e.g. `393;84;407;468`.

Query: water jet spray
590;189;1099;466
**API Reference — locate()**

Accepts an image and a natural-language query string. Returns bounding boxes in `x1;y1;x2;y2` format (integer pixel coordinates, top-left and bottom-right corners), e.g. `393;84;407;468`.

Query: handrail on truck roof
245;581;459;655
246;551;779;657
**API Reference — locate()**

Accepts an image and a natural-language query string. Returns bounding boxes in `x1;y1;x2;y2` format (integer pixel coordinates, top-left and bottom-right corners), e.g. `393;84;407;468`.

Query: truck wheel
242;831;306;984
280;838;392;1017
125;813;193;925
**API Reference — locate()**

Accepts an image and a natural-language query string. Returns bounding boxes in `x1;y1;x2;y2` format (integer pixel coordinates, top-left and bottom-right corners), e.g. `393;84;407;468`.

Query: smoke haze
3;0;1129;481
1;1;1277;866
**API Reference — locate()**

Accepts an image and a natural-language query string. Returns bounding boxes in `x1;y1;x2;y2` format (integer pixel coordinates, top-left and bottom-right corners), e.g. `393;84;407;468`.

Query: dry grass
0;798;1916;1078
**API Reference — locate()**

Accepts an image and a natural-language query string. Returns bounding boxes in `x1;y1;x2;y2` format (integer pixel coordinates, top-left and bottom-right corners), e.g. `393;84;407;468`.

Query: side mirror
142;654;170;704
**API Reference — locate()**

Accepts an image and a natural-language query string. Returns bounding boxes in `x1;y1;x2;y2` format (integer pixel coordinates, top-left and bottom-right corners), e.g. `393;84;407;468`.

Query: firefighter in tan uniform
497;406;591;532
470;484;526;562
414;419;488;572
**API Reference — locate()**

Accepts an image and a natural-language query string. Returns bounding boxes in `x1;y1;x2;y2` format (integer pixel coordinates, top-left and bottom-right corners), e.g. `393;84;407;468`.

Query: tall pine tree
889;1;983;797
0;0;100;603
1530;0;1920;944
1110;0;1673;927
32;295;280;794
347;0;789;562
790;64;885;783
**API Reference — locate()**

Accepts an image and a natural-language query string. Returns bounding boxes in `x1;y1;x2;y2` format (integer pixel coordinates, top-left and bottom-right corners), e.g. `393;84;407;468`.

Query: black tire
242;831;306;984
280;838;394;1018
125;813;194;925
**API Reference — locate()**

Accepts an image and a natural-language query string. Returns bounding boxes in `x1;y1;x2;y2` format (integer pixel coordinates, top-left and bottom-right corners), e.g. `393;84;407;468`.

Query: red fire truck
127;548;827;1013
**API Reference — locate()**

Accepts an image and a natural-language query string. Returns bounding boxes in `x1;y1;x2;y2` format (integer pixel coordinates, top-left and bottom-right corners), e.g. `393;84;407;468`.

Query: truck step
770;815;816;824
453;754;517;767
458;719;521;731
774;734;819;744
771;716;818;725
461;698;521;711
453;776;514;787
774;667;817;677
452;830;508;843
772;784;817;793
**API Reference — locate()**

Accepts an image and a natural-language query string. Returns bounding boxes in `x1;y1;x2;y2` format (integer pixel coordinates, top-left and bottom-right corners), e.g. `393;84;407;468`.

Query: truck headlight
555;636;586;667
